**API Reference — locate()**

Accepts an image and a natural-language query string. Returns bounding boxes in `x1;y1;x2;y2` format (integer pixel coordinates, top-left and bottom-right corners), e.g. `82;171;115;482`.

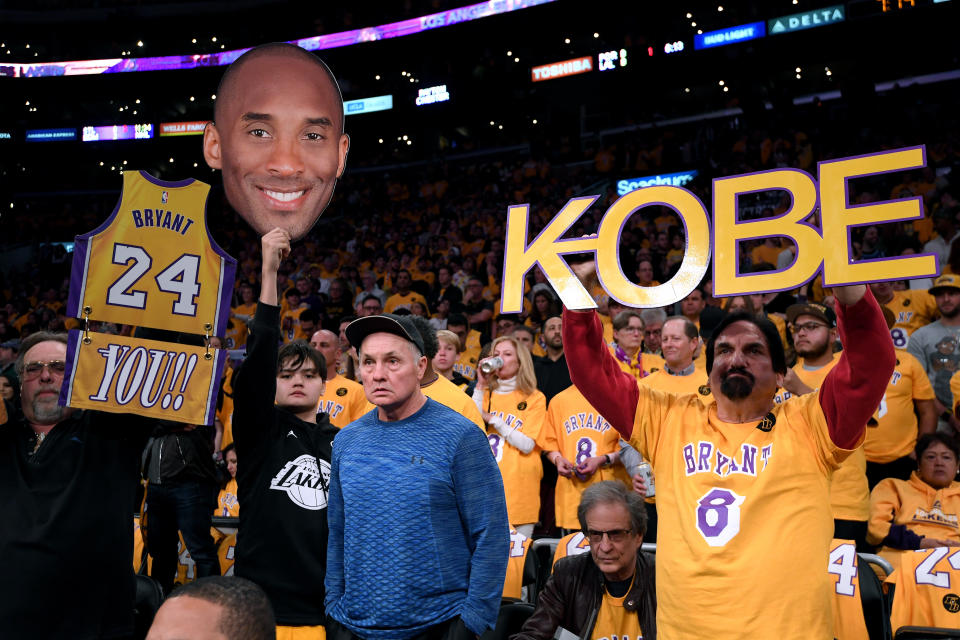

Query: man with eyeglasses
358;294;384;317
609;311;655;381
639;308;665;357
777;303;871;550
0;331;152;638
514;481;656;640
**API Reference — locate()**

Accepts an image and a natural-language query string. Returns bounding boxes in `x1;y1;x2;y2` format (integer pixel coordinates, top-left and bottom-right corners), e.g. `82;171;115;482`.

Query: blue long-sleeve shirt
325;398;509;639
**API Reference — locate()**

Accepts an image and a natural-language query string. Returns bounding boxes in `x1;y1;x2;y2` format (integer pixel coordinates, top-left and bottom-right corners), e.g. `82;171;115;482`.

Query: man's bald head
215;43;344;132
310;329;340;376
203;42;351;241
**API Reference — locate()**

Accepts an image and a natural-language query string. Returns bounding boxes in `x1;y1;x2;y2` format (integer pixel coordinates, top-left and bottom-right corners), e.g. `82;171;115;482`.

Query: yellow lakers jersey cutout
67;170;237;336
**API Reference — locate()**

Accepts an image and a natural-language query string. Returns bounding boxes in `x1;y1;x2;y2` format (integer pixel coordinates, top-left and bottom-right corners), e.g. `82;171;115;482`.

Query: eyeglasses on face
23;360;66;380
790;322;828;334
585;528;634;544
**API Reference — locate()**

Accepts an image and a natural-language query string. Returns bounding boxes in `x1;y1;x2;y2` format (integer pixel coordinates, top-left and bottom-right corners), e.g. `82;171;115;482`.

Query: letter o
595;186;711;308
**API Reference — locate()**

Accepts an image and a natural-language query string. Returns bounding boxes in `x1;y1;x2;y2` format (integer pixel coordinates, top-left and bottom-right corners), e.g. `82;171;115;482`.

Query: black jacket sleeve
232;302;280;450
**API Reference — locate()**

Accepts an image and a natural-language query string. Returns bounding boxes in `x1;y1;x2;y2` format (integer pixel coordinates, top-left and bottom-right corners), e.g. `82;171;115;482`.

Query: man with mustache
0;332;151;638
561;260;893;640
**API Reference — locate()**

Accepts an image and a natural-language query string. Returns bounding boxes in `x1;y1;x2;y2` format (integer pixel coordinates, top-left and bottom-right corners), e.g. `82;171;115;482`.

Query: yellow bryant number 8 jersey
67;170;237;336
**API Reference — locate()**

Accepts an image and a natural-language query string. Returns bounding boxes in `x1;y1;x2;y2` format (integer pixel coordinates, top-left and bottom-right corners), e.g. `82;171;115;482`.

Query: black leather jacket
513;551;656;640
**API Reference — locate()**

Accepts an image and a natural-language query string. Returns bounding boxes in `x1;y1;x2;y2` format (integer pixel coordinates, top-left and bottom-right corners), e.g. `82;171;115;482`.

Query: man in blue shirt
325;313;509;640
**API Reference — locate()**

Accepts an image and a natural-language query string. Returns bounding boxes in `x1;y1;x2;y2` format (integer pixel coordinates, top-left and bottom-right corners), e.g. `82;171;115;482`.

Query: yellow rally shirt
889;546;960;633
590;582;644;640
502;527;532;600
866;351;935;463
882;289;938;349
631;385;854;639
777;353;869;522
316;374;370;429
640;369;711;400
828;538;870;640
541;386;629;529
482;388;547;525
423;375;484;431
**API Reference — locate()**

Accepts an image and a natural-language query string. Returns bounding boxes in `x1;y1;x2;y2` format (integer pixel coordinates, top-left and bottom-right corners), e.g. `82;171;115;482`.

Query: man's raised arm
820;284;896;449
561;259;640;438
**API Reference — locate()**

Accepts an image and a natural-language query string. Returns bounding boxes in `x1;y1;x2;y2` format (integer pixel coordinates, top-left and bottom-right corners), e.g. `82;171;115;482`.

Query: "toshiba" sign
531;56;593;82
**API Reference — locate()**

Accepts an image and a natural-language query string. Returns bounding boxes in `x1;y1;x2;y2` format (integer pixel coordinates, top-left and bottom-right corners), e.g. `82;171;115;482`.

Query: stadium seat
132;574;164;640
521;541;542;604
893;628;960;639
531;538;559;596
857;553;893;640
480;601;535;640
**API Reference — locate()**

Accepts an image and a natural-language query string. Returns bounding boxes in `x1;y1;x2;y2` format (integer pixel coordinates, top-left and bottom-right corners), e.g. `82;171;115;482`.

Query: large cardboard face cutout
204;52;350;241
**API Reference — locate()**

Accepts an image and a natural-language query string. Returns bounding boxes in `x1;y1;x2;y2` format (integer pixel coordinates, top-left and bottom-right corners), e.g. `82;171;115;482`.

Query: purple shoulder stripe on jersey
204;349;228;426
65;180;126;318
65;236;89;319
200;185;238;337
138;169;195;189
59;329;82;408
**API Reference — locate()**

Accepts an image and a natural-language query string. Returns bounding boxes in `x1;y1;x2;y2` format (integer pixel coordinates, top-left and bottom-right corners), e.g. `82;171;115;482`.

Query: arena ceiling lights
1;0;557;79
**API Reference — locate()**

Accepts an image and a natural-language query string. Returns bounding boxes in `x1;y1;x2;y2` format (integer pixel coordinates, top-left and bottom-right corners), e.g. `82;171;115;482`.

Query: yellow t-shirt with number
866;351;935;463
882;290;939;348
216;478;239;518
316;374;370;429
591;583;645;640
541;386;630;529
454;347;481;382
552;531;591;567
482;388;547;525
630;385;853;639
828;538;870;640
502;527;532;600
889;546;960;633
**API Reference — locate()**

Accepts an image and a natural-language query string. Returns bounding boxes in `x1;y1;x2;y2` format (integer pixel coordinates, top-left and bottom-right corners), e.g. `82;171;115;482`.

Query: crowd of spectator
3;79;960;638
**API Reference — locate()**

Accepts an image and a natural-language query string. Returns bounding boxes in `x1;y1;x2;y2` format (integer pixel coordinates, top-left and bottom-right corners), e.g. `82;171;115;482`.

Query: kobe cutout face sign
204;45;350;241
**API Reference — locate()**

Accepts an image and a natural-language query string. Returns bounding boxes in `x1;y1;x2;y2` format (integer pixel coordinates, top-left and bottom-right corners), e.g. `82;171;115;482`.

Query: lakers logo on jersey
270;454;330;510
66;170;237;337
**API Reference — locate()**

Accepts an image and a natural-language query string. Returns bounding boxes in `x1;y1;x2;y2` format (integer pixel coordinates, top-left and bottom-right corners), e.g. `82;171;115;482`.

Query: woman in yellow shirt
474;335;547;537
868;433;960;567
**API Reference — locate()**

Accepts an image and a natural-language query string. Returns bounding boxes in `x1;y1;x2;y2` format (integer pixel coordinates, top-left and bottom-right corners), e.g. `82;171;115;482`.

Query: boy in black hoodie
233;228;339;639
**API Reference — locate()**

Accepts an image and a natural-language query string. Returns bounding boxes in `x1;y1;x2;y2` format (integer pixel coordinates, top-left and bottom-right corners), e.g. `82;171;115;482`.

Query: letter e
820;146;937;286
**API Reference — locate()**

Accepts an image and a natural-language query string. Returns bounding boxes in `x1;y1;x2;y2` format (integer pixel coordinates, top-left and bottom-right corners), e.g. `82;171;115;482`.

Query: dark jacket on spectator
513;551;656;640
0;409;150;639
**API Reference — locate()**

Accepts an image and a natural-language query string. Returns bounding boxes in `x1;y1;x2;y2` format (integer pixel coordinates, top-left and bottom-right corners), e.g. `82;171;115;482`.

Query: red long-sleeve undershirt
562;288;894;449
